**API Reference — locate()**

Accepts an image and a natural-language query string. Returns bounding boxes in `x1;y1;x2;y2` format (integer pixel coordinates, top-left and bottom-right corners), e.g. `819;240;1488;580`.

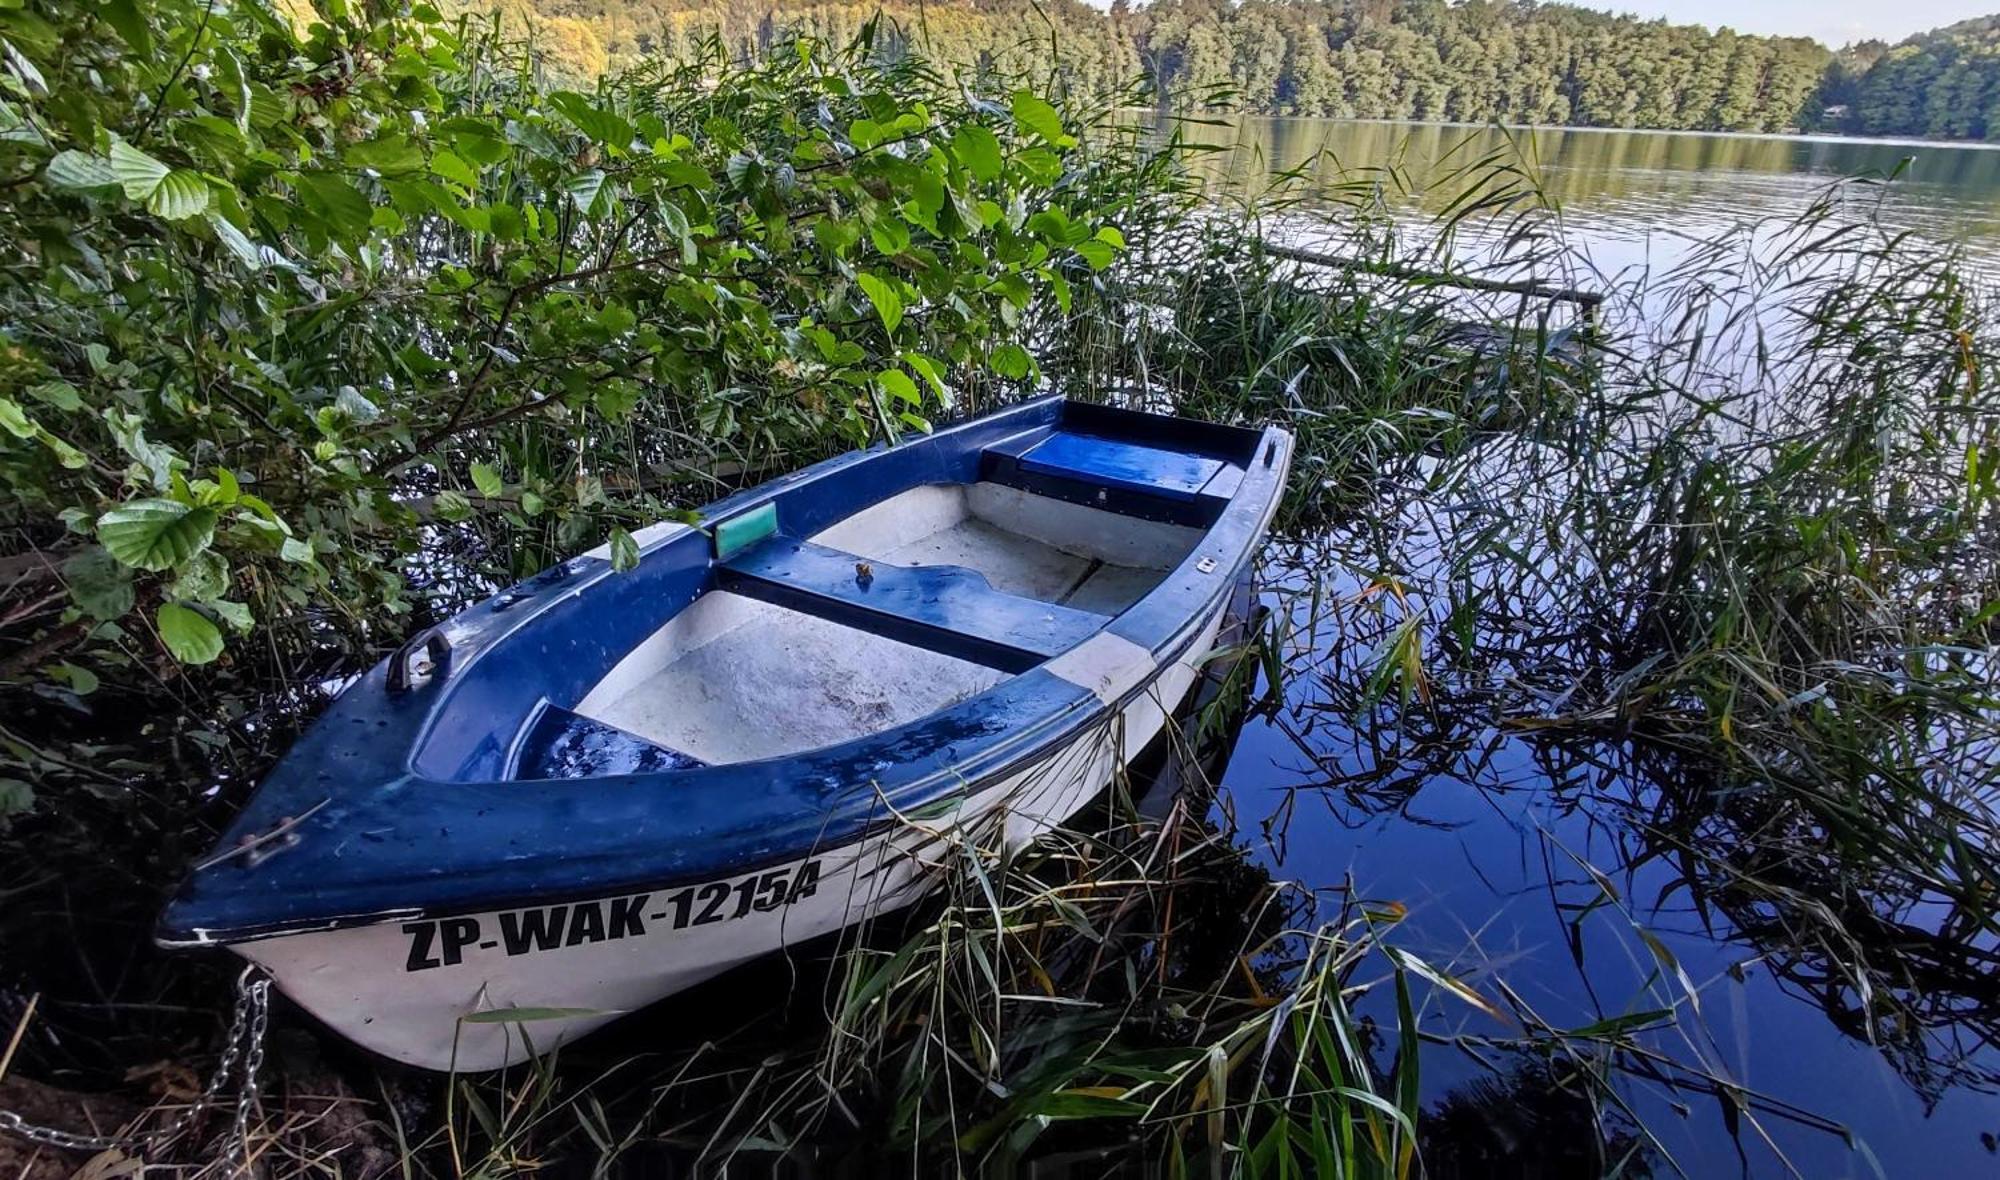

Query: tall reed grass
1047;126;1998;1169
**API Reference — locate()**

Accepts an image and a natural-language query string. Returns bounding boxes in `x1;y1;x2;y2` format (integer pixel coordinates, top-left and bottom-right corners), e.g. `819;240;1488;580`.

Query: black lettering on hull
399;866;820;972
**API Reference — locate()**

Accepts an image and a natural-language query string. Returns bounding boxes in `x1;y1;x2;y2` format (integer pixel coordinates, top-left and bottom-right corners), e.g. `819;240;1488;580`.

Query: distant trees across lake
498;0;2000;141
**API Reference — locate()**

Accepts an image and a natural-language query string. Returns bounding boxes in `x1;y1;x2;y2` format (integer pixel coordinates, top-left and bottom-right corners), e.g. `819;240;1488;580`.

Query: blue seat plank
1018;432;1227;501
512;704;706;780
979;429;1245;527
718;538;1106;673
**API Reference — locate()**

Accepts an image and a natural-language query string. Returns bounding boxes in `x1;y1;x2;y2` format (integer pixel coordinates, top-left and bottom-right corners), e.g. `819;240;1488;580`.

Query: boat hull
234;597;1232;1071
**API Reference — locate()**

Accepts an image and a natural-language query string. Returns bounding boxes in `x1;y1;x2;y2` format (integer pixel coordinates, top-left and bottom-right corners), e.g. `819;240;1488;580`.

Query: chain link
0;965;272;1173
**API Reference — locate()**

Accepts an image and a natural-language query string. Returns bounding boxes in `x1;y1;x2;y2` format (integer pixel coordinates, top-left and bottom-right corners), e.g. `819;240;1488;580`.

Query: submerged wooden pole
1261;242;1605;331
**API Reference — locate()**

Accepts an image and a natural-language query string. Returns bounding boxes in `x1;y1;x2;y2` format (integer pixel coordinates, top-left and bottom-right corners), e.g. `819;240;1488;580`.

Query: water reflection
1222;528;2000;1176
1155;116;2000;273
1420;1057;1657;1179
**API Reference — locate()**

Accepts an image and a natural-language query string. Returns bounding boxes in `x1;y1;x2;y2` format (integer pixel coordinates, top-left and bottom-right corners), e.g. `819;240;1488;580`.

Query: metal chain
0;965;272;1173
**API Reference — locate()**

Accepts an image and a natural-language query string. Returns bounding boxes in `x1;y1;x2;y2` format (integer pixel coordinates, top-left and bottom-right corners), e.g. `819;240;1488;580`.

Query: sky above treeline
1065;0;2000;50
1613;0;1993;46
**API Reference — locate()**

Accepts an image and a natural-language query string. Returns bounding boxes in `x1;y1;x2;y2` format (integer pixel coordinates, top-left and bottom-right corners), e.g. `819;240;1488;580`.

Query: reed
282;688;1477;1177
1083;135;1999;1168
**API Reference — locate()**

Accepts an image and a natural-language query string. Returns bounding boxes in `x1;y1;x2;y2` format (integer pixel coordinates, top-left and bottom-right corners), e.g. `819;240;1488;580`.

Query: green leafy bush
0;0;1127;687
0;0;1158;837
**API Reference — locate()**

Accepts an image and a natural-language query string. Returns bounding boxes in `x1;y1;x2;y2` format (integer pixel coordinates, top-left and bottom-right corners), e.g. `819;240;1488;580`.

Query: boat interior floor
573;593;1006;766
542;482;1206;772
810;482;1201;616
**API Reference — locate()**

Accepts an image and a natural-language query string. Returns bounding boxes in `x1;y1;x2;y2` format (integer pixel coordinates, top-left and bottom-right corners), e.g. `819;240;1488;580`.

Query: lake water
1195;119;2000;1177
1169;116;2000;279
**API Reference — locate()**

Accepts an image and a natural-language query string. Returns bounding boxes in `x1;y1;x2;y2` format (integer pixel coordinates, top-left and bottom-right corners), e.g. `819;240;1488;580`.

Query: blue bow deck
510;705;706;780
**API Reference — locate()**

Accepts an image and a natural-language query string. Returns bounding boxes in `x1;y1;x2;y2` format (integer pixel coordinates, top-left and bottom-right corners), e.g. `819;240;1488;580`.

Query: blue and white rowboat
159;397;1293;1070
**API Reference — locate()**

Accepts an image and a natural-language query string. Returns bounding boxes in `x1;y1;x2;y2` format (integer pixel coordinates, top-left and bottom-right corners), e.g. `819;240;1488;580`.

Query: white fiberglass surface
575;592;1004;765
809;482;1201;615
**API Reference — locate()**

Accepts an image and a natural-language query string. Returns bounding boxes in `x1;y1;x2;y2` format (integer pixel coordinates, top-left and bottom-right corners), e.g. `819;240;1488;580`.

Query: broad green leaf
295;172;372;235
856;272;903;335
595;380;639;421
1009;91;1070;146
175;118;247;165
1074;239;1117;271
847;117;883;149
279;537;316;564
876;368;920;405
1046;270;1073;314
347;132;426;175
908;171;945;220
431;491;473;523
1027;208;1073;242
96;499;217;572
469;462;502;498
902;352;952;407
990;343;1034;380
44;149;118;190
27;381;81;411
430;148;478;188
148;170;210;220
519;490;545;516
0;397;32;438
1015;146;1062;185
333;385;381;422
814;218;860;257
440;117;510;165
566;169;607;212
609;527;639;572
63;547;134;620
109;138;168;200
206;214;266;269
549;92;631;147
156;602;224;664
101;0;153;56
170;550;230;602
1094;225;1126;248
52;662;98;696
39;432;86;469
950;124;1003;182
869;218;910;256
210;599;254;633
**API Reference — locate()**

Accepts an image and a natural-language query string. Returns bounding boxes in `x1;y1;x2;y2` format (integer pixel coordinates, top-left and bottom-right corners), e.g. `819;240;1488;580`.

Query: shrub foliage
0;0;1142;823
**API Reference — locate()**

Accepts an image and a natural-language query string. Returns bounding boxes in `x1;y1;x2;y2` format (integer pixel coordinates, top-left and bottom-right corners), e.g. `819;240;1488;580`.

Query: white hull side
233;601;1230;1071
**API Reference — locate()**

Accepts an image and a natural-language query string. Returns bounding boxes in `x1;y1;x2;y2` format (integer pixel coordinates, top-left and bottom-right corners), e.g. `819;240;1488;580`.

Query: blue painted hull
158;397;1292;1068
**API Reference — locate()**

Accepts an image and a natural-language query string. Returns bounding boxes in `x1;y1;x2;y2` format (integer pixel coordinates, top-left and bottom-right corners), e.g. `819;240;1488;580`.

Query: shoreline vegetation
489;0;2000;143
0;0;1995;1176
1139;109;2000;152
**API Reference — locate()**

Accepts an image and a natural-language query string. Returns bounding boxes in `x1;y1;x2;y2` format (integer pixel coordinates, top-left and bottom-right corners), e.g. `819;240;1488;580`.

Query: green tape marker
713;502;778;559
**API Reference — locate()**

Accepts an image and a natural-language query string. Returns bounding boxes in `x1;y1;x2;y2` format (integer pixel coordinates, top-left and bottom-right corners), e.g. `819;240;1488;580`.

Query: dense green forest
494;0;2000;140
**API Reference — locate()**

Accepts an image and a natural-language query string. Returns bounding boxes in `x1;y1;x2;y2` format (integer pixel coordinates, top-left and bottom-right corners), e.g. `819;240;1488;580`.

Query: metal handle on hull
387;627;452;692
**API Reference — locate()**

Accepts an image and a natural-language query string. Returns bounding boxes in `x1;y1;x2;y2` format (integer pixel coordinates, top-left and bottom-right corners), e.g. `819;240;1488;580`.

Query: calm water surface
1191;120;2000;1177
1174;116;2000;278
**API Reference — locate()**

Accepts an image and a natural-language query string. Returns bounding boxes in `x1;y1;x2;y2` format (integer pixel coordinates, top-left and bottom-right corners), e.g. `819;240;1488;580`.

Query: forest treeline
492;0;2000;140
